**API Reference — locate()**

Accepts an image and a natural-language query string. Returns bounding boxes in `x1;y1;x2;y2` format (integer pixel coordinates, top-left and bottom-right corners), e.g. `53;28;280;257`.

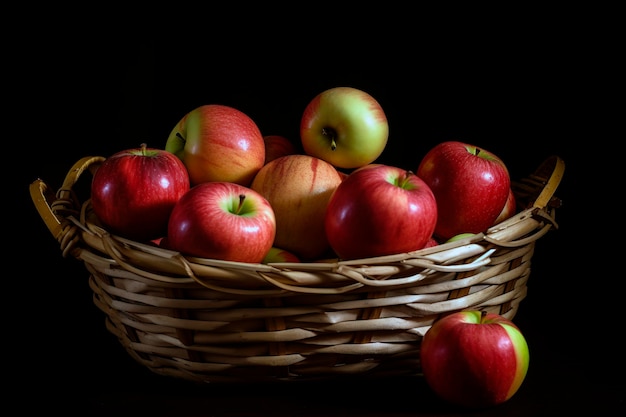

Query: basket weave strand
30;155;564;383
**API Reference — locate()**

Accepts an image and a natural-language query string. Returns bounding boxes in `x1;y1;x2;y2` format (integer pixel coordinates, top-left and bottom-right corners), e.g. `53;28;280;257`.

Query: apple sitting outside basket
420;310;530;409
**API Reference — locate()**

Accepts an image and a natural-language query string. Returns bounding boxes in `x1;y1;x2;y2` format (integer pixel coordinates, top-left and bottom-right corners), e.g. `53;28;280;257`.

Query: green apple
446;232;478;243
300;86;389;169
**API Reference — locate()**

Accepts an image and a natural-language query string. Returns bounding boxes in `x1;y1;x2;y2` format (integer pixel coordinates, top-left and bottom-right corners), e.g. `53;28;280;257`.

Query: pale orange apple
251;154;343;261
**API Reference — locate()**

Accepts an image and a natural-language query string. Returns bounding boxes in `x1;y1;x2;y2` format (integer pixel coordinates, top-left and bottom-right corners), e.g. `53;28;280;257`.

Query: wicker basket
30;155;564;383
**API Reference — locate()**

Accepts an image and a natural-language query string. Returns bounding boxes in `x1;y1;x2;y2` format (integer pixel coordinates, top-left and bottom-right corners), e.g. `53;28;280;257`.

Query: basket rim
29;154;563;296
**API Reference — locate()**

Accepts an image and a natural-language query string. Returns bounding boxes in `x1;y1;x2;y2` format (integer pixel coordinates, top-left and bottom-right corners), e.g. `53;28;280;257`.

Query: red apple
262;247;300;264
420;310;530;409
417;141;510;241
250;154;343;261
165;104;265;186
324;164;438;260
167;181;276;263
263;134;297;164
493;187;517;225
300;86;389;169
423;237;439;248
90;143;190;241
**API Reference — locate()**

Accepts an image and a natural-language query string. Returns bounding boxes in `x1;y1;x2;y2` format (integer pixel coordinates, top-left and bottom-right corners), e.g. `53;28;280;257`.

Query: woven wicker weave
30;155;564;383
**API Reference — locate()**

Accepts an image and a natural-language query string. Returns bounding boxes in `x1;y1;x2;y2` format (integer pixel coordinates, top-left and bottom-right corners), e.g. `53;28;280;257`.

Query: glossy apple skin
91;146;190;241
263;135;297;164
420;311;530;409
493;187;517;225
165;104;265;187
167;182;276;263
417;141;510;241
250;154;343;261
300;86;389;169
324;164;437;260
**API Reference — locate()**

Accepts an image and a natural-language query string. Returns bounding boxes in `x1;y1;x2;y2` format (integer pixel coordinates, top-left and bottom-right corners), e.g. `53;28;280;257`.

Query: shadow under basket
30;155;564;383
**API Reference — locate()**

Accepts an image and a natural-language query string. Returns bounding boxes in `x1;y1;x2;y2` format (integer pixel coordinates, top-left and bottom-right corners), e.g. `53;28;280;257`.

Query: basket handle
521;155;565;209
30;156;105;240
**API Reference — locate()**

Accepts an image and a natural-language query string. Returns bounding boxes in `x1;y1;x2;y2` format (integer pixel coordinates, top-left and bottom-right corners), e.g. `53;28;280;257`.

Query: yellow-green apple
420;310;530;408
493;187;517;225
165;104;265;186
263;134;297;164
446;232;478;243
300;86;389;169
324;164;437;260
167;181;276;263
90;143;190;242
250;154;343;261
262;247;300;264
417;141;510;241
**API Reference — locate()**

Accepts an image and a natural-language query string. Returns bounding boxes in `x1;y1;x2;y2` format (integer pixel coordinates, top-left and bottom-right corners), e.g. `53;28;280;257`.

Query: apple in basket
90;143;190;241
324;163;438;260
263;134;297;164
420;310;530;409
250;154;343;261
167;181;276;263
417;141;511;241
300;86;389;169
493;187;517;225
262;247;301;264
165;104;265;186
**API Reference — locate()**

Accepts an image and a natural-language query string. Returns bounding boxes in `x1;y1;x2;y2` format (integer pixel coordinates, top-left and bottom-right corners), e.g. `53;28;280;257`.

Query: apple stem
140;143;147;155
399;171;414;188
321;127;337;151
480;310;487;322
236;194;246;214
176;132;186;145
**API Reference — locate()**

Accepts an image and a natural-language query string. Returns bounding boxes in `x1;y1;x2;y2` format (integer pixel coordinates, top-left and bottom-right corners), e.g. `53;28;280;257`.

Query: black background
12;20;623;416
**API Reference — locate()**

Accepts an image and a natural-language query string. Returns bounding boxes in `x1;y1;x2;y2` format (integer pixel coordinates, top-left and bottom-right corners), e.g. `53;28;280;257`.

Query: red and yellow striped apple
165;104;265;187
420;310;530;408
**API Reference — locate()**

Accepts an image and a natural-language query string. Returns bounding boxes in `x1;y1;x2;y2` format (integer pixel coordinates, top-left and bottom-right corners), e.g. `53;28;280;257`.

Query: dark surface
13;29;623;416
